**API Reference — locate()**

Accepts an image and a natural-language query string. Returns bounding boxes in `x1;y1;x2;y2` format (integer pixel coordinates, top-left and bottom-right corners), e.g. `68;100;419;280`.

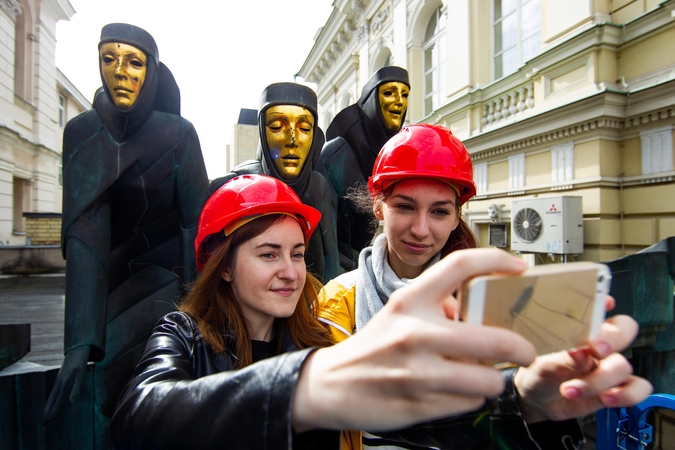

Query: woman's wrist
292;348;339;433
513;366;548;424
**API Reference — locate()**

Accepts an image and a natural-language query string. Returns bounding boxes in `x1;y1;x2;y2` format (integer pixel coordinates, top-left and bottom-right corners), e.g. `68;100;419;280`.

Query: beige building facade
0;0;88;246
298;0;675;263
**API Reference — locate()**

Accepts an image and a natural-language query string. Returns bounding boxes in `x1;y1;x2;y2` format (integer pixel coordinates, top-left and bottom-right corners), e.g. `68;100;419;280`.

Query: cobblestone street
0;274;65;368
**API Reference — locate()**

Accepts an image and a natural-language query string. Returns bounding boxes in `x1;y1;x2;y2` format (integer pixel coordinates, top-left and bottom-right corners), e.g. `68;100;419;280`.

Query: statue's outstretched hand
43;346;90;422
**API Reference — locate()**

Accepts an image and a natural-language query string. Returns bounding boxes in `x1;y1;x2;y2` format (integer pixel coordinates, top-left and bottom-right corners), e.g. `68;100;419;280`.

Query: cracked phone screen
481;270;598;355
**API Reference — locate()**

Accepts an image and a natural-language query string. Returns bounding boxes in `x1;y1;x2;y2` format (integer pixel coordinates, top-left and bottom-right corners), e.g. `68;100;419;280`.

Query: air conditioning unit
488;223;509;248
510;196;584;254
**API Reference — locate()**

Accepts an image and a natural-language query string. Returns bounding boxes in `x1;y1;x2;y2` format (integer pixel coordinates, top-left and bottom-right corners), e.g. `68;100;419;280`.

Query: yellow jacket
319;271;406;450
318;271;362;450
318;270;358;343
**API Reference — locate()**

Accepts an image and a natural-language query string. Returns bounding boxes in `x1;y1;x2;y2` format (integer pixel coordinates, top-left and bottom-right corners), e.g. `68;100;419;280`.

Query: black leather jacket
111;311;339;449
111;312;584;450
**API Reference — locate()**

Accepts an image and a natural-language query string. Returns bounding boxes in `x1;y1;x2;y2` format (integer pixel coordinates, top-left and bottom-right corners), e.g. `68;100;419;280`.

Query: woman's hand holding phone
292;248;652;432
514;306;653;424
293;248;536;432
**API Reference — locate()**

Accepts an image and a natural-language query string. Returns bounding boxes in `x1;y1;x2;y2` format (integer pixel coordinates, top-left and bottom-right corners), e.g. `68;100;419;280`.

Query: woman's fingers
560;353;632;398
419;358;506;397
560;352;653;407
589;314;639;359
398;248;526;310
605;295;615;312
598;376;654;408
296;343;510;432
415;321;537;368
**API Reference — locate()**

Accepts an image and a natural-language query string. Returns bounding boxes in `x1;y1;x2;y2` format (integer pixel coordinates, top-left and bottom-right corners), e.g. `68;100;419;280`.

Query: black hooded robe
208;83;340;284
317;67;410;271
59;23;208;443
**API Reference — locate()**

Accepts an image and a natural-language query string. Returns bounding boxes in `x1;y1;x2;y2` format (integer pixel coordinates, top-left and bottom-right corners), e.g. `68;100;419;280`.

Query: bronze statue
43;23;208;447
209;82;340;283
318;66;410;270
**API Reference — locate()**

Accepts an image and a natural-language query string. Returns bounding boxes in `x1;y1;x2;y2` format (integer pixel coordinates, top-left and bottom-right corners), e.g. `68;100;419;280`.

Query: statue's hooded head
257;83;324;196
359;66;410;132
98;23;159;114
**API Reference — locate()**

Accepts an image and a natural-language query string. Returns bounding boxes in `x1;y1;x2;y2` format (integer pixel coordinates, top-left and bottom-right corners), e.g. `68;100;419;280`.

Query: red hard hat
195;174;321;271
368;124;476;205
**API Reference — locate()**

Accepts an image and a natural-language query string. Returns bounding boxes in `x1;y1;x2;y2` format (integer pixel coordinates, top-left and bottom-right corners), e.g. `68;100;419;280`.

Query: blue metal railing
596;393;675;449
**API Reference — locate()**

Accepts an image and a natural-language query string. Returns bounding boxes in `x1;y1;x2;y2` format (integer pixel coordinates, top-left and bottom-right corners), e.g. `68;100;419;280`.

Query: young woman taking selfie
112;164;650;449
317;124;652;449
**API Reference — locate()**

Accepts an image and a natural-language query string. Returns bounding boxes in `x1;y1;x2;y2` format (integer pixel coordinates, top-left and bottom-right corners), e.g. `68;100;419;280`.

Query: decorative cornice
471;118;624;161
464;172;675;206
1;0;22;19
550;184;575;191
624;107;674;128
371;5;390;35
356;21;369;44
35;144;61;158
641;174;674;184
346;0;365;31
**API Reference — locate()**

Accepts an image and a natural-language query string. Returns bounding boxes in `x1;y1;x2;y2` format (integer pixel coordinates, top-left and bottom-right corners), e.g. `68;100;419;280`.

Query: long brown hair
180;214;333;368
346;180;478;255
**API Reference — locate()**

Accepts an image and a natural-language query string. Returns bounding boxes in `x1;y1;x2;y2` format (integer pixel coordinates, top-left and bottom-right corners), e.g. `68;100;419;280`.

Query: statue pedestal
0;361;108;450
0;324;31;370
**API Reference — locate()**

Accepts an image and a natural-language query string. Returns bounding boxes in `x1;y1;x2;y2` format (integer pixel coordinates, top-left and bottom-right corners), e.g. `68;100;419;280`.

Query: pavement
0;273;65;368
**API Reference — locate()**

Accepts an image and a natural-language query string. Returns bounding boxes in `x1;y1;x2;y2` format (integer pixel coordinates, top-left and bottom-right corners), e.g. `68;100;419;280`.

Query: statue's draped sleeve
61;113;114;360
174;122;208;283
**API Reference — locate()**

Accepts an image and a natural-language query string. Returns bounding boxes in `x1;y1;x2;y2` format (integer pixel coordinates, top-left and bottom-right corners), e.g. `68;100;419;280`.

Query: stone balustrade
481;82;535;128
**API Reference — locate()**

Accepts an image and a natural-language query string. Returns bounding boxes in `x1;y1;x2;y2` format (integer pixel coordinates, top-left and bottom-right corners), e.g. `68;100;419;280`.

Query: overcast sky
55;0;334;179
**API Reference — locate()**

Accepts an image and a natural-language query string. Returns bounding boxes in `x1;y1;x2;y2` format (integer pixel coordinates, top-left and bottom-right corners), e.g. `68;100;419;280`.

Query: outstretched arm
294;248;652;445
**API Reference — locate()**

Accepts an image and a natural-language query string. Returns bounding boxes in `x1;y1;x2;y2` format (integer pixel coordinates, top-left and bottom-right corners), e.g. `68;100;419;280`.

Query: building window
640;126;673;175
494;0;541;80
58;155;63;187
423;6;446;116
551;142;574;182
13;178;28;234
474;162;488;194
508;153;525;189
58;94;66;127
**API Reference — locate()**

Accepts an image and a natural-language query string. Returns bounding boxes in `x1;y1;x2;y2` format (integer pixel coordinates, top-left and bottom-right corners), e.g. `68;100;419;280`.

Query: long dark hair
180;214;333;368
346;181;478;255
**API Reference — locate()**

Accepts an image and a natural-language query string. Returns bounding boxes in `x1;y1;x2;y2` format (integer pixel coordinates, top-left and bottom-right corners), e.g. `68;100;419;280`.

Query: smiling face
378;82;409;131
264;105;314;180
99;42;148;110
377;178;460;279
221;216;307;340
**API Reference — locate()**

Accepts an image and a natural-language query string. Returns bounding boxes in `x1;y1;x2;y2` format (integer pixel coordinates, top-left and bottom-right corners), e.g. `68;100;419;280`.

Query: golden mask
99;42;148;110
265;105;314;180
378;82;409;131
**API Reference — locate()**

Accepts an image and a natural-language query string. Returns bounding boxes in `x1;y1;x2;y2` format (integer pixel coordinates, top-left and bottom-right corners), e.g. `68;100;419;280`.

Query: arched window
340;92;353;110
493;0;541;80
423;7;446;116
372;48;392;74
383;53;392;68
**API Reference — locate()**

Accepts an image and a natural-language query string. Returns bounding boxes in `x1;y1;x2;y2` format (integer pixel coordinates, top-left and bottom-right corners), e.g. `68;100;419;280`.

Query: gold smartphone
457;262;611;356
